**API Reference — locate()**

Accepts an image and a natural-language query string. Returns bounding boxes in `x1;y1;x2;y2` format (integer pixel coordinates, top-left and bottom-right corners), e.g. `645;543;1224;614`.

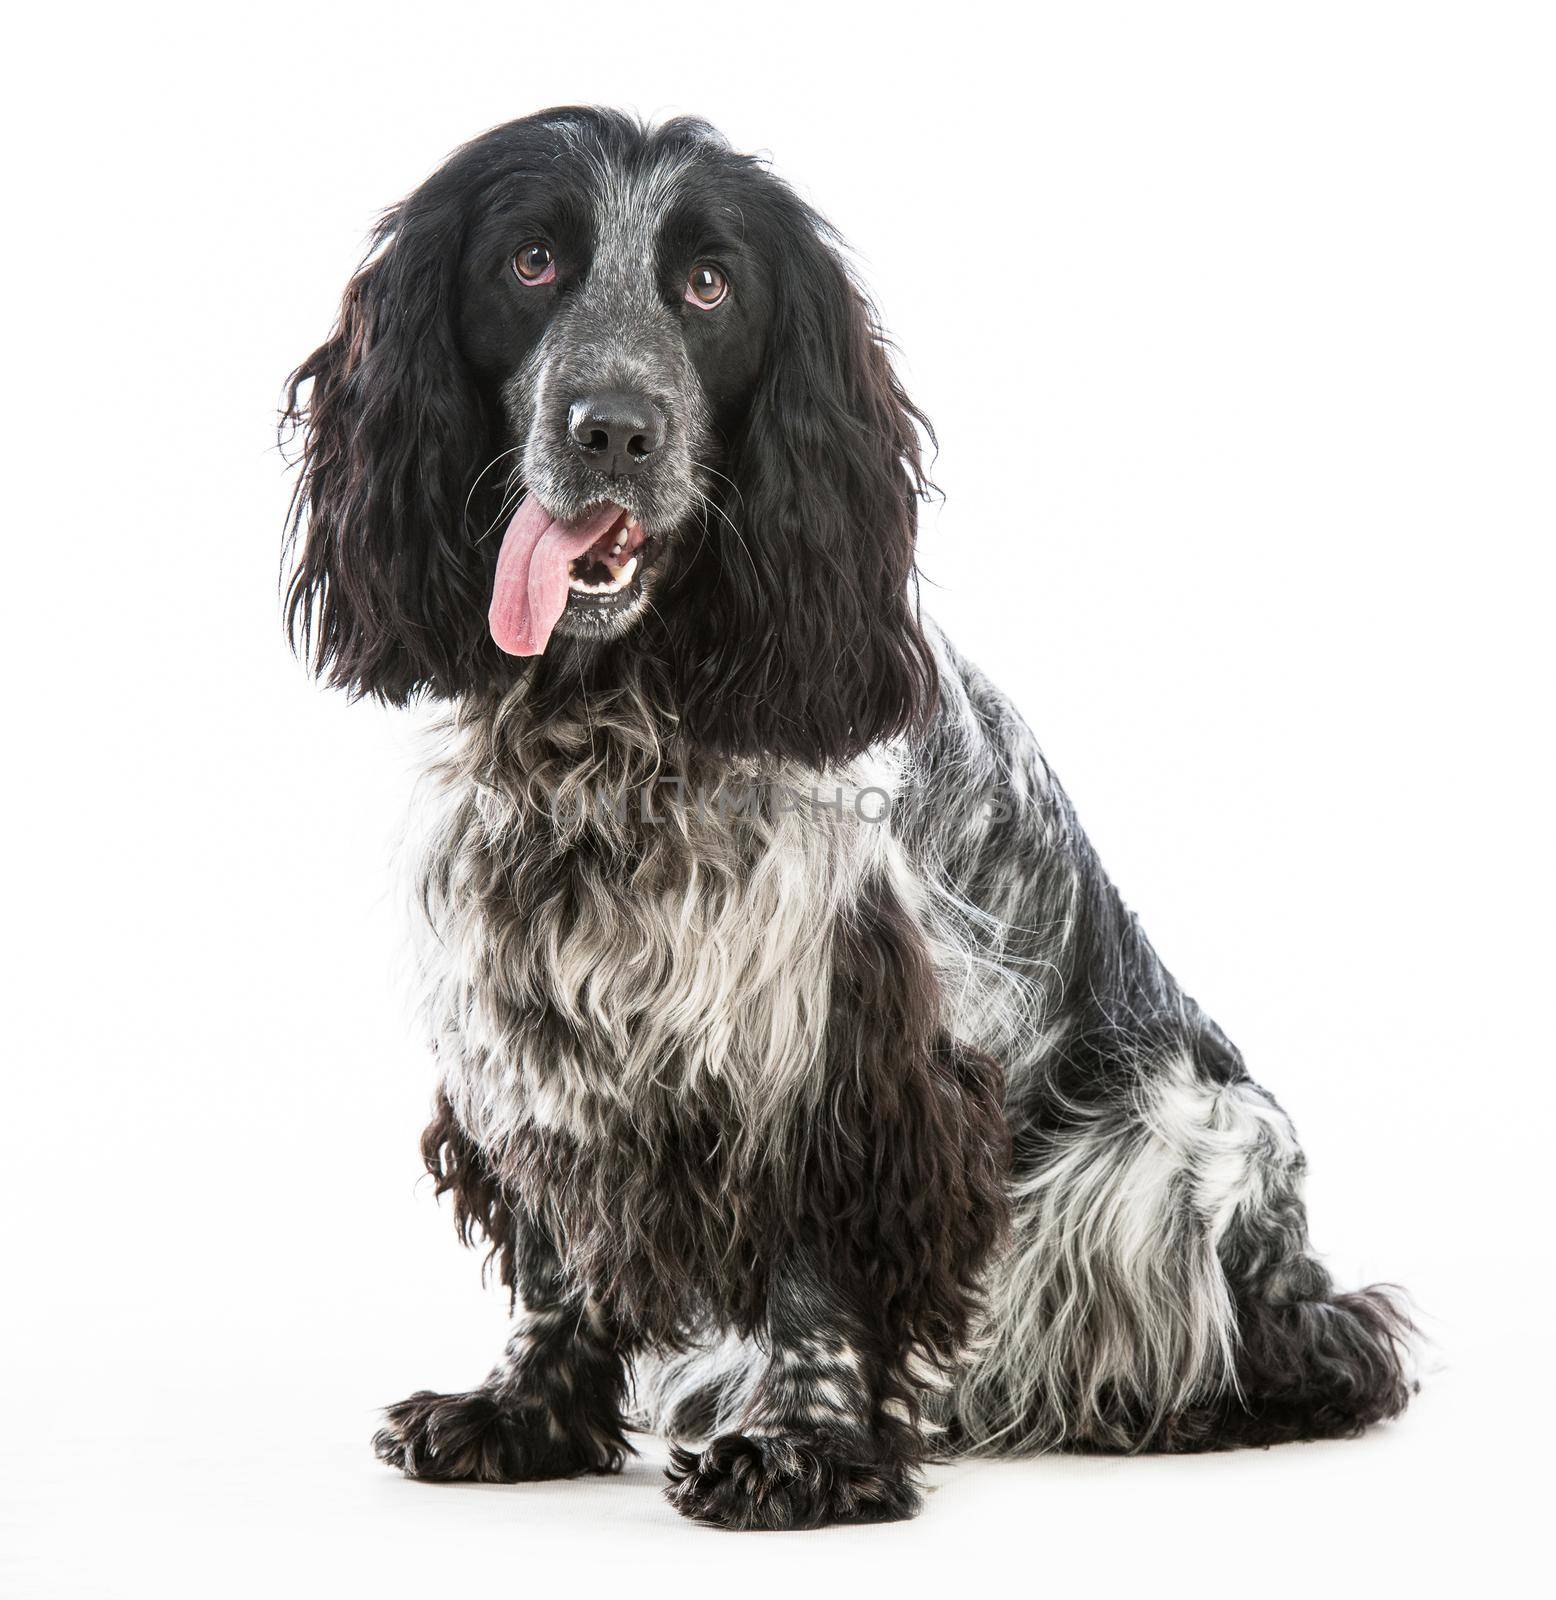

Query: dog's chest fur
410;685;913;1330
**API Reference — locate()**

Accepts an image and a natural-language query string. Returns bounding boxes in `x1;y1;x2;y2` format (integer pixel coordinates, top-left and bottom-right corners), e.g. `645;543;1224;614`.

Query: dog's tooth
568;549;640;598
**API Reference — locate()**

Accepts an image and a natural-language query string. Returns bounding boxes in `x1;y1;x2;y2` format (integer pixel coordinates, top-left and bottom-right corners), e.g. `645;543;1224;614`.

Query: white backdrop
4;2;1551;1594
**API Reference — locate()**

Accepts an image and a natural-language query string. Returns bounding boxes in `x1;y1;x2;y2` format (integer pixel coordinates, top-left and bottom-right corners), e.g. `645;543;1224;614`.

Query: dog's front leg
665;875;1010;1530
374;1220;633;1483
665;1258;926;1529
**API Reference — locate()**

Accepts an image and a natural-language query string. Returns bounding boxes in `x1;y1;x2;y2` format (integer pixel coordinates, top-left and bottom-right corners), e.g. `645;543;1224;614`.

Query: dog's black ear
282;196;498;703
669;215;938;766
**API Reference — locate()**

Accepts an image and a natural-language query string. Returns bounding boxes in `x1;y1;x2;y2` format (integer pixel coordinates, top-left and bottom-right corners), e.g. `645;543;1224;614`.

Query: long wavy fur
283;108;1416;1531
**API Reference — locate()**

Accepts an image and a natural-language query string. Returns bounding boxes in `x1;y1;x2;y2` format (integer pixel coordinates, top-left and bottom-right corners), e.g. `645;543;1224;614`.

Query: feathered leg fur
658;870;1010;1527
945;1021;1415;1455
373;1113;633;1483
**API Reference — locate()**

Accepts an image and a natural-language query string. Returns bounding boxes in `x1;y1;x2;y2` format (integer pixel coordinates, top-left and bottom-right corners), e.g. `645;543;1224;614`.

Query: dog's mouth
490;497;663;656
564;513;656;605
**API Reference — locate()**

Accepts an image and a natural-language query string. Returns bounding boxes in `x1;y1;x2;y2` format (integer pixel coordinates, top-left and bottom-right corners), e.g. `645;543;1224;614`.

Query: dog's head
284;108;936;763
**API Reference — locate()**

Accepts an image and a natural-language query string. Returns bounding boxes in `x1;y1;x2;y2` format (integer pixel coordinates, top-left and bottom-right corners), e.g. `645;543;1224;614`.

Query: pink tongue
488;498;624;656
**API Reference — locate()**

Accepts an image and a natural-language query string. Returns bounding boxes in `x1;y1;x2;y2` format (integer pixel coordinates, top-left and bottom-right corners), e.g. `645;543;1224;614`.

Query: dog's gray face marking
501;148;715;644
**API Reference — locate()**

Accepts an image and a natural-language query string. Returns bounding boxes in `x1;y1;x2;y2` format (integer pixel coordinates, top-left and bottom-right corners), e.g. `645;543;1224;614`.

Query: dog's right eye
513;242;557;285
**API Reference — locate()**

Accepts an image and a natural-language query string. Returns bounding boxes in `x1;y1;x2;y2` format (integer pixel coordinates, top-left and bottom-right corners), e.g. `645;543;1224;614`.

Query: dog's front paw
373;1389;628;1483
664;1431;921;1530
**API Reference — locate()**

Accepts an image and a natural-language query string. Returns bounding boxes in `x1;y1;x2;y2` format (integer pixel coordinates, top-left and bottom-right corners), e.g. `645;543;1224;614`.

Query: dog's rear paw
373;1389;628;1483
664;1431;921;1530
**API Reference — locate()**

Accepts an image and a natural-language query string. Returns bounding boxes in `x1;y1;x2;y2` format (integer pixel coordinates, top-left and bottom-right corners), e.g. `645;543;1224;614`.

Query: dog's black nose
567;393;666;477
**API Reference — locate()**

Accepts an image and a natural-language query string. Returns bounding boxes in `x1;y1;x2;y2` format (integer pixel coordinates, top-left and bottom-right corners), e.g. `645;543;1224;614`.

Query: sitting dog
282;107;1414;1530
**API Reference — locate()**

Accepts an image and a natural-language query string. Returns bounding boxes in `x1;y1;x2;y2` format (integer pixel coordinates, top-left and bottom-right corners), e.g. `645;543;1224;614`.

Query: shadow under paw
664;1431;921;1530
373;1388;628;1483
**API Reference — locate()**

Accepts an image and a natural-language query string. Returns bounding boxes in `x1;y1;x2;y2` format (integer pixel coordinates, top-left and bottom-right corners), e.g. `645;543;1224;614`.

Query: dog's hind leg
1176;1129;1416;1451
950;1027;1415;1454
1159;1061;1417;1451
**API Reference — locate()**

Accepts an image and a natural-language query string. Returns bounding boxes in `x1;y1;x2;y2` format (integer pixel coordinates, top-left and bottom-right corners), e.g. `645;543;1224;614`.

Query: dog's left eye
514;241;557;285
684;264;729;309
